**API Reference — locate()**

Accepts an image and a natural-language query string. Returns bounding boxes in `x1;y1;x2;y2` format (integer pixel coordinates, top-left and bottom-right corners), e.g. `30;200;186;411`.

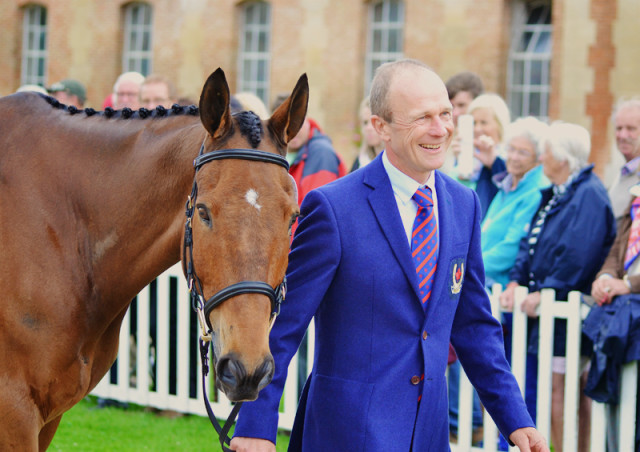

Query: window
364;0;404;95
21;5;48;87
507;0;552;120
237;1;271;106
122;2;153;75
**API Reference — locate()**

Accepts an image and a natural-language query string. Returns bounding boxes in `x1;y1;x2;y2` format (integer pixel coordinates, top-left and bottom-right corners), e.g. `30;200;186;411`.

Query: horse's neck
78;119;202;306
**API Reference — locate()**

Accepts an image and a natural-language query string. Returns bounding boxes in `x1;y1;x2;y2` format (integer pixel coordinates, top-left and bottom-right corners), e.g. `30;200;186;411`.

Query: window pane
530;60;543;85
529;92;541;116
373;3;383;22
258;31;268;52
517;31;533;52
257;60;266;81
535;31;551;53
389;1;400;22
259;4;268;23
388;29;401;52
373;30;382;52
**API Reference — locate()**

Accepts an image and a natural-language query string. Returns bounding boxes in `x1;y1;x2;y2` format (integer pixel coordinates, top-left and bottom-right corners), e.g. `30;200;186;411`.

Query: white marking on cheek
245;189;262;211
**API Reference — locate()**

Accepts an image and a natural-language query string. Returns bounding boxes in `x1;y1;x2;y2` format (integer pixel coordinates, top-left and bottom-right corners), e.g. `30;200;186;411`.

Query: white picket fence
92;265;638;451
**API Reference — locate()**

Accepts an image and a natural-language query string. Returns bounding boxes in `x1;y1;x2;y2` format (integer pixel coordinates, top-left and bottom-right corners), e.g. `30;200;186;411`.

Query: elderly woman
481;116;551;288
500;122;616;452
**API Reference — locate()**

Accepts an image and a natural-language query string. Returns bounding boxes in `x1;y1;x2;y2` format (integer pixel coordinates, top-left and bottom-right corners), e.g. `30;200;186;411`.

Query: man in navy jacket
230;59;548;452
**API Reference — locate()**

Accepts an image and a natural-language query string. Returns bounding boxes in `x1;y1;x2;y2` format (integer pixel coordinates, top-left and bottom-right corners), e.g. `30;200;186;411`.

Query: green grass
48;396;291;451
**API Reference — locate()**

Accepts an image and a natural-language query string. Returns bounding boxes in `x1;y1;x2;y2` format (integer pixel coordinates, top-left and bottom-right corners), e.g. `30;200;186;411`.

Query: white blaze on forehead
245;188;262;211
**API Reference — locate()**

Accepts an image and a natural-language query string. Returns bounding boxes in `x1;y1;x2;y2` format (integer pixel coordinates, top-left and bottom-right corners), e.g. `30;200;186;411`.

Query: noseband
182;139;289;452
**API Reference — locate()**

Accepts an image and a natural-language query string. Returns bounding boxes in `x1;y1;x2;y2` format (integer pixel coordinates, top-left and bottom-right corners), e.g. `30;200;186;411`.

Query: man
48;79;87;108
139;74;176;110
446;71;485;126
608;99;640;221
230;59;547;451
112;71;145;110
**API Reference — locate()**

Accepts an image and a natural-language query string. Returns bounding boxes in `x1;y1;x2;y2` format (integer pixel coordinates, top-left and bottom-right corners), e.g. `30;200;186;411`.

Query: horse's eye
197;205;212;227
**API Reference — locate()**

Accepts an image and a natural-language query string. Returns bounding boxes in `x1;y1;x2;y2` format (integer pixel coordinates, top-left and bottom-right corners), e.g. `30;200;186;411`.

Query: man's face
615;106;640;162
450;90;474;126
373;68;454;184
140;82;172;109
53;91;82;108
114;80;141;110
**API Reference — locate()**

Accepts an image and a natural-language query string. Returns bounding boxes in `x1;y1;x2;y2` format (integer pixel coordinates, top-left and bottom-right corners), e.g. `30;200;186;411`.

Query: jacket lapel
364;157;421;296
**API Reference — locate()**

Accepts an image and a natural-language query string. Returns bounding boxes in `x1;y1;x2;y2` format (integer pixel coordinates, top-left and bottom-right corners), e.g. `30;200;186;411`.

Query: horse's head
183;68;307;401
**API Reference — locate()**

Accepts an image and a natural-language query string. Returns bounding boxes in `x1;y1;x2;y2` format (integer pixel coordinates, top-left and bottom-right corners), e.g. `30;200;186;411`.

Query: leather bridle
182;139;289;452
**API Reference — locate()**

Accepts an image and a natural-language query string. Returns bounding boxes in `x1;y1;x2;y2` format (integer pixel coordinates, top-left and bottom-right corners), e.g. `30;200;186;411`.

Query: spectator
608;98;640;221
446;71;485;127
47;79;87;108
465;93;511;219
351;96;384;172
586;186;640;452
139;74;176;110
441;71;485;176
230;58;548;452
233;92;270;119
16;84;48;95
112;71;144;110
502;122;616;452
481;117;551;288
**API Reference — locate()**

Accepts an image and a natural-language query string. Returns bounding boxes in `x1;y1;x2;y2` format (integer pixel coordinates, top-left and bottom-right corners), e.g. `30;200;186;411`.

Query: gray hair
544;121;591;173
504;116;550;158
612;97;640;122
369;59;433;122
112;71;144;97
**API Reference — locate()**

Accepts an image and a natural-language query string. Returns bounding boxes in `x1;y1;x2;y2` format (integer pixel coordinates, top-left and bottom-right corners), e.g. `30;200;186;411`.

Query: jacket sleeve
540;189;616;295
451;192;535;441
482;192;542;276
233;189;341;442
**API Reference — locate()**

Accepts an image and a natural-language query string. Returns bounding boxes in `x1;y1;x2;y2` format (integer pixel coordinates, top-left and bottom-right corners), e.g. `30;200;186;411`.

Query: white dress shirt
381;150;439;247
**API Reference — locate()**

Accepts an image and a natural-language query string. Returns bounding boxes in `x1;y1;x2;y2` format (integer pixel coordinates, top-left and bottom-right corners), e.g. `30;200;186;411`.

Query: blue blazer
234;153;533;451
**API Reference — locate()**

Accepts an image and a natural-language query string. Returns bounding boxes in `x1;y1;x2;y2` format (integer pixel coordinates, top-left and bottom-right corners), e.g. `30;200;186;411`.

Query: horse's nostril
256;357;275;390
217;356;245;388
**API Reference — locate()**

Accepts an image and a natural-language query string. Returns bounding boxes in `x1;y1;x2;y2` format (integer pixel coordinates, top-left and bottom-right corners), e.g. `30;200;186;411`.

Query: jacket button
411;375;420;385
422;331;428;340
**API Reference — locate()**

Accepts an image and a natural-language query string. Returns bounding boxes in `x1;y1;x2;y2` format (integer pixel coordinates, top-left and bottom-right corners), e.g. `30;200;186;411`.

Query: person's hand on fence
229;437;276;452
592;275;629;305
500;281;519;311
520;291;541;318
509;426;550;451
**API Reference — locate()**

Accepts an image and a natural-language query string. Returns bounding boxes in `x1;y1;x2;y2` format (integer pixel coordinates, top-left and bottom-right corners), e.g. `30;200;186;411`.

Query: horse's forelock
233;111;264;149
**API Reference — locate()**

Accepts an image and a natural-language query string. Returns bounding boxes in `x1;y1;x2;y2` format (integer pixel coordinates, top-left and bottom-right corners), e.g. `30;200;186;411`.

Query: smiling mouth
420;144;442;150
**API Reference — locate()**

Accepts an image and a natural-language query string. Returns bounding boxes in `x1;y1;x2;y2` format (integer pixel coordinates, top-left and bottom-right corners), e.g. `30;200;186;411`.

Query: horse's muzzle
215;353;275;402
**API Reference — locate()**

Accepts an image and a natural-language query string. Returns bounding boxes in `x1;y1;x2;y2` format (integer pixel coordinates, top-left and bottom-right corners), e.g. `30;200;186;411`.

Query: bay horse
0;68;308;450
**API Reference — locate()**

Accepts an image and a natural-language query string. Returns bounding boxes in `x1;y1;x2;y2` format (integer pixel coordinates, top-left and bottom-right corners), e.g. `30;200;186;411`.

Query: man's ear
371;115;391;142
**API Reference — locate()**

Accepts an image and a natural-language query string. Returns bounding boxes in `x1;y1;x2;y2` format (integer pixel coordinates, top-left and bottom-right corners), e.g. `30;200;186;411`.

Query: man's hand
520;291;541;318
229;437;276;452
500;281;519;311
509;427;550;452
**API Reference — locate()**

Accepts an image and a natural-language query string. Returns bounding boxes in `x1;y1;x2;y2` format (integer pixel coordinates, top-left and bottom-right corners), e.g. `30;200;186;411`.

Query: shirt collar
381;150;436;204
621;156;640;176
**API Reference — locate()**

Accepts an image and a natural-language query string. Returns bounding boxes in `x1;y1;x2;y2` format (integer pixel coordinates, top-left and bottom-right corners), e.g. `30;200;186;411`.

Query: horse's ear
268;74;309;151
199;68;233;140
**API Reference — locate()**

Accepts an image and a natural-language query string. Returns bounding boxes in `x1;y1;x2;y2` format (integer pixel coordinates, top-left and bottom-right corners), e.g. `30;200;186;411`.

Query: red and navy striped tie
412;186;438;307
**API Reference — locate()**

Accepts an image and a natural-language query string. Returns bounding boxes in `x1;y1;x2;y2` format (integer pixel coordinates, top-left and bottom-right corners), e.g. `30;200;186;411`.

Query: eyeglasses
507;145;536;158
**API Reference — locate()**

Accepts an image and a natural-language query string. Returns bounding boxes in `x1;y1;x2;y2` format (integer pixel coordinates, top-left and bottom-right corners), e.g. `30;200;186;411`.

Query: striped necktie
412;186;438;307
624;197;640;271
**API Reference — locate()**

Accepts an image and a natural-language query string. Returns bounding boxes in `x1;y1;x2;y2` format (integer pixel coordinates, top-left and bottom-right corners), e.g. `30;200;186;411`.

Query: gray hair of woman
544;121;591;173
504;116;550;158
467;93;511;142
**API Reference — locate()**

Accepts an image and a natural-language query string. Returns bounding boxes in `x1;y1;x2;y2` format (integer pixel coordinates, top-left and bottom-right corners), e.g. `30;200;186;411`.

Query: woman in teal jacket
481;117;551;287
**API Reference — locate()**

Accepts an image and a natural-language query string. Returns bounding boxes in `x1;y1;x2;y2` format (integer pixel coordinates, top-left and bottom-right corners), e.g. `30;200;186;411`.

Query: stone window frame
122;2;153;76
20;4;48;87
507;0;552;120
237;1;272;107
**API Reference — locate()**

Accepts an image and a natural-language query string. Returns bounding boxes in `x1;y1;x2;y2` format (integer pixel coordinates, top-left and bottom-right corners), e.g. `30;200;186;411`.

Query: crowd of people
14;61;640;451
